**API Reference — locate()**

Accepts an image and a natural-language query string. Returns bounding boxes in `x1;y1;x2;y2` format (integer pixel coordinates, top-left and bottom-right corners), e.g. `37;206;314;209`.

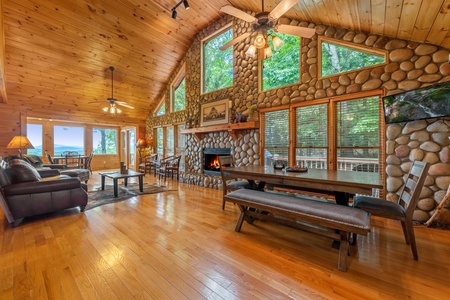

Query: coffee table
99;170;145;197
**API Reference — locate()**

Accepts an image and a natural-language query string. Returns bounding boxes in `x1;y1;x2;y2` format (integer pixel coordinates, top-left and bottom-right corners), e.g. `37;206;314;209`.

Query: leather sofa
23;154;90;183
0;159;88;227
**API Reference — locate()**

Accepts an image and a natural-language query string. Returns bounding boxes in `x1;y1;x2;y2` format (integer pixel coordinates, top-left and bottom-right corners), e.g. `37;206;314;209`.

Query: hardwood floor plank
0;172;450;299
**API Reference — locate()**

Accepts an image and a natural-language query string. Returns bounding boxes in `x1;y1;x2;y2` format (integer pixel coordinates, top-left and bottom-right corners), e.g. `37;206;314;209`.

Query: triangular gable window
155;99;165;116
320;39;386;77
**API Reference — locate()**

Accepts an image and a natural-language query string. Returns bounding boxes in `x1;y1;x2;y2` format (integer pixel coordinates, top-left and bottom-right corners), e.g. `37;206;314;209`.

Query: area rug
86;183;169;210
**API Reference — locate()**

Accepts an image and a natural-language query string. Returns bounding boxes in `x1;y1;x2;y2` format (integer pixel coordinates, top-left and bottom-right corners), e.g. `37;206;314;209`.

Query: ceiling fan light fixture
254;33;266;48
245;45;257;58
272;35;284;51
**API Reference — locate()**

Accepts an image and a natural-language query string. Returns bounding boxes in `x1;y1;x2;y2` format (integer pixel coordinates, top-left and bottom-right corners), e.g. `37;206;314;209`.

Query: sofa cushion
10;159;42;183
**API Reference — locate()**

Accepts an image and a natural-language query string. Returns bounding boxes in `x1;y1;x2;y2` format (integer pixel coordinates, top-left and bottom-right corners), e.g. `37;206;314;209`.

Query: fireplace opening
203;148;231;176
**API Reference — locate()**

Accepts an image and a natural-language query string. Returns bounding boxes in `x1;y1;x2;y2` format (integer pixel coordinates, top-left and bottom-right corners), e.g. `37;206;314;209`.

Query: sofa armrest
37;168;61;178
3;177;82;196
42;164;67;170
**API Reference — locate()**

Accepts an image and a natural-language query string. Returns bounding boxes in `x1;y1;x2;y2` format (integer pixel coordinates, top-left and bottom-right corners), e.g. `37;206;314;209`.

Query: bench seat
224;189;371;271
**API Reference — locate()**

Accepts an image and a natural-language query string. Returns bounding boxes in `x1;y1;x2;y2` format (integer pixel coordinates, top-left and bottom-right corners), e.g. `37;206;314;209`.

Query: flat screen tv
382;81;450;124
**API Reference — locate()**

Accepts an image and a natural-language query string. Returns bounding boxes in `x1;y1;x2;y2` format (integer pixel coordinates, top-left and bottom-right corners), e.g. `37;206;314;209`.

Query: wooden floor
1;171;450;299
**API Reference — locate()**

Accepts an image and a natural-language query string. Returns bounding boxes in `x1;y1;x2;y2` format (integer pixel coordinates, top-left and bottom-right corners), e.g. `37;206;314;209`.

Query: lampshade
254;33;266;48
263;46;273;59
6;136;34;150
272;35;284;51
136;138;148;148
103;103;122;114
245;45;257;58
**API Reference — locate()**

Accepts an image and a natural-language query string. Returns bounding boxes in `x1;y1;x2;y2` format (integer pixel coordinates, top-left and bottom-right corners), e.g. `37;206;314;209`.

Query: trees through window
320;39;386;77
262;93;381;172
262;31;300;91
172;66;186;112
93;128;118;154
202;26;233;94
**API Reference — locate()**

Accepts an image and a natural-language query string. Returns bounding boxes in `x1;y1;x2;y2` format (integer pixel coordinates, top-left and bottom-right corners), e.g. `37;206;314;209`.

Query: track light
171;0;189;19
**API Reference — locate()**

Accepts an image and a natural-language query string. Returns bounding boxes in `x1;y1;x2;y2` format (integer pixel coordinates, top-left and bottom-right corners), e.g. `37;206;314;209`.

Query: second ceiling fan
220;0;315;58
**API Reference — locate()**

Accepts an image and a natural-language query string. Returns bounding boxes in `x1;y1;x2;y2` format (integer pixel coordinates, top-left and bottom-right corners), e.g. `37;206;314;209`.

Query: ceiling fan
95;66;134;114
219;0;315;58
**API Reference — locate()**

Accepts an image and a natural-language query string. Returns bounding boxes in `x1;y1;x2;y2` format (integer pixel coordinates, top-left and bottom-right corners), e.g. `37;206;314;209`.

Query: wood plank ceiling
1;0;450;122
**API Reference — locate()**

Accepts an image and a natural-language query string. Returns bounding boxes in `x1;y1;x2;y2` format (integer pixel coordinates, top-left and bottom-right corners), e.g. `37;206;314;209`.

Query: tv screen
383;81;450;124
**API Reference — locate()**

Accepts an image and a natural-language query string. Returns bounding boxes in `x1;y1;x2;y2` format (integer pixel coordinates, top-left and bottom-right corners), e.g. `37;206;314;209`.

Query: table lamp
6;136;35;159
136;138;147;158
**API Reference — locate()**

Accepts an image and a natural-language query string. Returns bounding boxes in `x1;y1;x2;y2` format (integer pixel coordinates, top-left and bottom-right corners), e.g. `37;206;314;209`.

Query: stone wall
147;13;450;222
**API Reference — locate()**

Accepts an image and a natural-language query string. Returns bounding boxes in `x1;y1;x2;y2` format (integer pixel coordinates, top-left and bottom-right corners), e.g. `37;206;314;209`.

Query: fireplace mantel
181;121;259;141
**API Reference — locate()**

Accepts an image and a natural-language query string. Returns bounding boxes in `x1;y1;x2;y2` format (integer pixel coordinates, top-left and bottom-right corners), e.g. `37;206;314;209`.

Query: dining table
223;165;383;206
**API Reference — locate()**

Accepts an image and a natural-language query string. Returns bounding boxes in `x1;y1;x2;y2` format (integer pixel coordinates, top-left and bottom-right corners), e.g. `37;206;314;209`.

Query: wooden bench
224;189;371;271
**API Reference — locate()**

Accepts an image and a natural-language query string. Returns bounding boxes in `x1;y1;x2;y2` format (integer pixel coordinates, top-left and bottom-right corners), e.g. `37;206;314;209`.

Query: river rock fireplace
203;148;231;176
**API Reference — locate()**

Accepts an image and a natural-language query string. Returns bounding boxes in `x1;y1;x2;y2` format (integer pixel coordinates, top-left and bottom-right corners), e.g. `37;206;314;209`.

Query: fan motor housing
252;12;274;32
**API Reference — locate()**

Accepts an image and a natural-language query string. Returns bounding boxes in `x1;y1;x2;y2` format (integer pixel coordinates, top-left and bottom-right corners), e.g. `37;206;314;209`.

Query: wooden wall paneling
396;0;422;41
0;2;7;104
370;0;387;36
411;1;443;42
428;0;450;46
382;0;403;38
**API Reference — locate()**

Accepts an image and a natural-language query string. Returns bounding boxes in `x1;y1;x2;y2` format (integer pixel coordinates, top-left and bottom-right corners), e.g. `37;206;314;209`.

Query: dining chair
84;151;94;174
157;155;174;181
353;160;429;260
218;155;251;210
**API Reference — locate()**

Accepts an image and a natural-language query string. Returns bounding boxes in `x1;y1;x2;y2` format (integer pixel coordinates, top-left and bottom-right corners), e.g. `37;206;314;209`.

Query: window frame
154;96;166;116
171;64;186;112
201;23;233;95
92;127;119;155
26;122;43;156
318;36;388;80
261;90;385;173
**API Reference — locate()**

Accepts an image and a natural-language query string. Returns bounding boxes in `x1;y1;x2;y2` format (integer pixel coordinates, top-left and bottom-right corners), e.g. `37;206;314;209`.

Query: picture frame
200;99;229;127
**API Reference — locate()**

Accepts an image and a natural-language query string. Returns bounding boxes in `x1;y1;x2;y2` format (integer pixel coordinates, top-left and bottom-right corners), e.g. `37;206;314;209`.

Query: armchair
0;159;88;227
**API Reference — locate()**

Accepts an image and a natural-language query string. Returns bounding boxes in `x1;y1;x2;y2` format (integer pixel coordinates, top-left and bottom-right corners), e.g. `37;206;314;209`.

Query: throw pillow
10;159;42;183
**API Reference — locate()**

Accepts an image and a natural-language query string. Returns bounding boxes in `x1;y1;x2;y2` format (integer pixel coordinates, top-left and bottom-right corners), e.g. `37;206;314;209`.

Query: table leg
139;176;143;192
124;178;128;187
113;179;118;197
101;175;105;190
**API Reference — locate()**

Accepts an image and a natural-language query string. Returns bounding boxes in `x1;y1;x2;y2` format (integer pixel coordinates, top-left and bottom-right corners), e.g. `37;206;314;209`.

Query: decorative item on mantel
247;104;259;121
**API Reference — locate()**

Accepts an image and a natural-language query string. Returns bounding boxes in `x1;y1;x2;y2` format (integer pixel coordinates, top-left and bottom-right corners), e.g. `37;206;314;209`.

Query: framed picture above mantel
200;99;229;127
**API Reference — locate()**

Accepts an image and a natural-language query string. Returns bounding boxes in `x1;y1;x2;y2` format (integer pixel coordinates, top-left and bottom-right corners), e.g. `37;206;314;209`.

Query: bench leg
235;210;246;232
338;231;349;272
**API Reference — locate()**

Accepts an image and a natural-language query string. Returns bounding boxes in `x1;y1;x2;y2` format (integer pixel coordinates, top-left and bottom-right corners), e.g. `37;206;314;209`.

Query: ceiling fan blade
220;5;257;23
275;24;315;38
115;101;135;109
219;32;250;51
269;0;298;20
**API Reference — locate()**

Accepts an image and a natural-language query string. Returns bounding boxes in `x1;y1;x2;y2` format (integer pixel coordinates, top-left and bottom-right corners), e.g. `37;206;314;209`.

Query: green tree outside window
262;31;300;91
321;41;385;77
203;28;233;93
173;78;186;111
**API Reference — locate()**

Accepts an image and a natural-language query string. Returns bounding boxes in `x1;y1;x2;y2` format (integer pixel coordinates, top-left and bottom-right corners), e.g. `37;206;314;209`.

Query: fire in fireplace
203;148;231;175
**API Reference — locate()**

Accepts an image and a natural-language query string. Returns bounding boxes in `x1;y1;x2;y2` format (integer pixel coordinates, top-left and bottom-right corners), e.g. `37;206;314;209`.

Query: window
262;31;300;91
173;78;186;111
166;126;174;157
156;127;164;157
93;128;118;154
26;123;43;156
171;66;186;112
337;97;380;171
54;126;84;155
177;124;186;151
155;98;165;116
202;26;233;93
320;39;386;77
262;92;382;172
262;109;289;166
295;104;328;169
